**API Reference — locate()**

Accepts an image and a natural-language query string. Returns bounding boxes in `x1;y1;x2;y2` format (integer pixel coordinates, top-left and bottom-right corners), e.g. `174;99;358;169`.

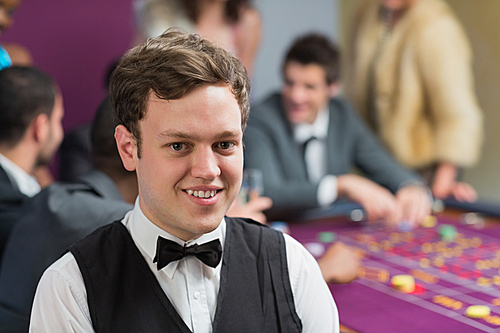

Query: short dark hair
109;29;250;157
283;33;340;85
91;97;129;177
0;66;57;147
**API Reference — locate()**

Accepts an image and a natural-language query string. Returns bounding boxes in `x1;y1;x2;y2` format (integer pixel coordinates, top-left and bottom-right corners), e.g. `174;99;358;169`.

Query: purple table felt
289;212;500;333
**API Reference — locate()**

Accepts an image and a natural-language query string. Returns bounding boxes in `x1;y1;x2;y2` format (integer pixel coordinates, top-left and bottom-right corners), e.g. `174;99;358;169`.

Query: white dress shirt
30;199;339;333
0;153;40;197
293;107;338;207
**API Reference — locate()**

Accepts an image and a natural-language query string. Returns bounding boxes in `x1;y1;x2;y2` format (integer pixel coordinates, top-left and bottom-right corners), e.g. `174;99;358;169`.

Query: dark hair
91;96;129;176
0;66;57;147
183;0;251;23
283;33;340;85
109;29;250;157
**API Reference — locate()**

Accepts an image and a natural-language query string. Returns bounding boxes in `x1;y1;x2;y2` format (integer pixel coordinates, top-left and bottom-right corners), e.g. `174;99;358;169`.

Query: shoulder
407;1;471;64
226;217;285;252
410;0;467;41
282;233;316;271
251;93;283;116
71;220;125;249
3;43;33;66
45;183;131;229
35;252;88;313
328;97;360;124
248;93;286;127
43;251;83;281
329;97;355;112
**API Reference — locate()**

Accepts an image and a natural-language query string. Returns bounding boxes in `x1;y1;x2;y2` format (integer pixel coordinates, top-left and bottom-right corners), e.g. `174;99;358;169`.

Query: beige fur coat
345;0;483;169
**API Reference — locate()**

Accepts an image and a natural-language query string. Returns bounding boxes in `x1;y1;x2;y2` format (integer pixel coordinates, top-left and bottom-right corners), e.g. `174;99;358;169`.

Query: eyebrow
156;130;241;141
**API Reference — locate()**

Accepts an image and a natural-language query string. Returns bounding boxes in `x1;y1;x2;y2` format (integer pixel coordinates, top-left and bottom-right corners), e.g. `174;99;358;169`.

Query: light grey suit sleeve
341;100;422;192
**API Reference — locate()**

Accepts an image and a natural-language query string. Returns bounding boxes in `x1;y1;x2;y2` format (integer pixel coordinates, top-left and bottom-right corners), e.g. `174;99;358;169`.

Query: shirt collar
127;197;226;279
293;105;330;143
0;153;40;197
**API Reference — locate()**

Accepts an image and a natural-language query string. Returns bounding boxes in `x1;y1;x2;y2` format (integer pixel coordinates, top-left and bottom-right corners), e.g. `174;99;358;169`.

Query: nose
289;86;306;104
190;146;221;180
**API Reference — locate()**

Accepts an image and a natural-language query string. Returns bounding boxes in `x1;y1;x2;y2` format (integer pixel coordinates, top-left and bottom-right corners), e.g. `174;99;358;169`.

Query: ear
329;82;341;98
115;125;137;172
32;113;50;144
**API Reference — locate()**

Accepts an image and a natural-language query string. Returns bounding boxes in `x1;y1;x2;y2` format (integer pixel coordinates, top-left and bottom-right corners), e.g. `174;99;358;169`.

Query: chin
197;213;225;231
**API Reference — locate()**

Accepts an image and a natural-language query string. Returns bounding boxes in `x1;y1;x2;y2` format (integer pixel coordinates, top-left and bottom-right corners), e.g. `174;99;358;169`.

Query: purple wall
1;0;135;131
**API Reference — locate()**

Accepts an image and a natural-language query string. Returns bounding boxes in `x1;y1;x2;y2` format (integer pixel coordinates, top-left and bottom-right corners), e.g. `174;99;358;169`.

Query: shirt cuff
317;175;338;207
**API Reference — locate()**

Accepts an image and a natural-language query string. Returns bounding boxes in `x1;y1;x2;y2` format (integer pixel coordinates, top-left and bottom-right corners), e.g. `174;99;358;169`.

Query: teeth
186;190;217;198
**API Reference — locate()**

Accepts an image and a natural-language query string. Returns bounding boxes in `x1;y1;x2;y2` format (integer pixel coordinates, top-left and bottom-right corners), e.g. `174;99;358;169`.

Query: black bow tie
153;237;222;270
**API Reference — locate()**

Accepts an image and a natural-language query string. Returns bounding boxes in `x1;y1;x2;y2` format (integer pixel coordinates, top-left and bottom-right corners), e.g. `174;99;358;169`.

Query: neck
111;172;139;204
0;143;38;175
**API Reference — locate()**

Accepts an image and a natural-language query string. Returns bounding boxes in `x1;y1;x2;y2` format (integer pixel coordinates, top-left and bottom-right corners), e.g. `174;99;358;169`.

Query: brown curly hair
109;29;251;157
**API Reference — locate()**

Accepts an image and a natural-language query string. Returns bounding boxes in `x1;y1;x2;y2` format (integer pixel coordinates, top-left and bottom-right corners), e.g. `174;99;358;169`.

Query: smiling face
116;83;243;241
282;61;332;125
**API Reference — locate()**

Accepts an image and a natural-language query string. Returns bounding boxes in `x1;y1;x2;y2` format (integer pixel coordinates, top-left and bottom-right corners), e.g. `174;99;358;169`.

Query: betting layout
293;215;500;332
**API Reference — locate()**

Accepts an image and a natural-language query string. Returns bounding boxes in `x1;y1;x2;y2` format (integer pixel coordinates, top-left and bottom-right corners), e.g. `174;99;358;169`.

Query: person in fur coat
345;0;483;202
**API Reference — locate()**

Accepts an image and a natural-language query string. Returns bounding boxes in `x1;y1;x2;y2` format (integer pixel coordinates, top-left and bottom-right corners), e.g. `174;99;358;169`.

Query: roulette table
288;199;500;333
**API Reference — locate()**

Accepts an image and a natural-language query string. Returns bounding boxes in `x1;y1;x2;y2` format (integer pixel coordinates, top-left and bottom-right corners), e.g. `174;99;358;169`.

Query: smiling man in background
244;33;431;226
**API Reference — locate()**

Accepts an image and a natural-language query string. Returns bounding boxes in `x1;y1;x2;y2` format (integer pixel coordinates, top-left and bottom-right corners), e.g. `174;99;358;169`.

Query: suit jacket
345;0;483;168
0;166;27;266
0;170;132;333
243;93;421;218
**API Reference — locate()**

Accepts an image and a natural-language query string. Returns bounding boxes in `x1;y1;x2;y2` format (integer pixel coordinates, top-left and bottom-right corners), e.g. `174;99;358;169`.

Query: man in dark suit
244;33;431;225
0;66;64;262
0;97;134;332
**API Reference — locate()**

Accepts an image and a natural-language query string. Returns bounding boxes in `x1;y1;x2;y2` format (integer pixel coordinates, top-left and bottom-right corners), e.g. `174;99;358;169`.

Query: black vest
69;217;302;333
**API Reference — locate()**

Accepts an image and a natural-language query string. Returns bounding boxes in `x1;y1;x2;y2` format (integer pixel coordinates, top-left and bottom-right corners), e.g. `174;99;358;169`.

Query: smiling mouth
184;189;221;198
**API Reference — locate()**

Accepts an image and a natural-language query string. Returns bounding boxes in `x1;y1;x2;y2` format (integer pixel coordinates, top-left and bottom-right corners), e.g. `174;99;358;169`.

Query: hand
226;191;273;224
432;162;477;202
317;242;361;284
337;174;399;225
451;181;477;202
395;185;431;228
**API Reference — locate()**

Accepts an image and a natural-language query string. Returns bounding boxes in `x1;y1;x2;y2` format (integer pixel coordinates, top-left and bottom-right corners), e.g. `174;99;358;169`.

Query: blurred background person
244;33;431;226
0;66;63;264
0;97;133;333
0;0;32;66
134;0;261;74
345;0;483;202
